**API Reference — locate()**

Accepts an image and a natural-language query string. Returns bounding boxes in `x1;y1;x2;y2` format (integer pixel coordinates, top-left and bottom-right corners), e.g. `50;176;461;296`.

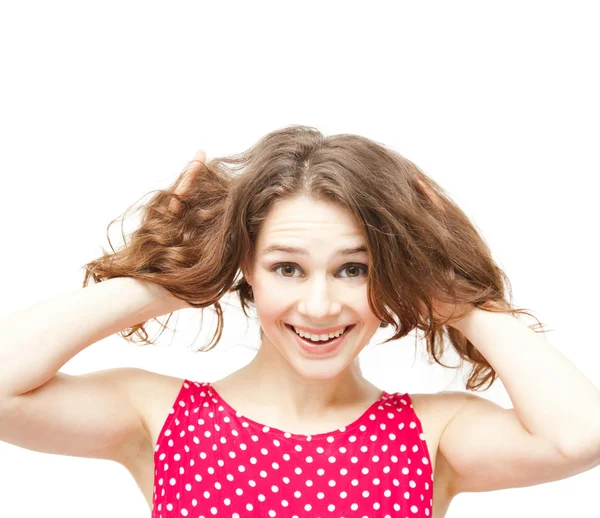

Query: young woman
1;125;598;518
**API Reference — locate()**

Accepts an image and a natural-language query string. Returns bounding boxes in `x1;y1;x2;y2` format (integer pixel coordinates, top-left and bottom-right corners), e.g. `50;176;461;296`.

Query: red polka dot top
151;380;434;518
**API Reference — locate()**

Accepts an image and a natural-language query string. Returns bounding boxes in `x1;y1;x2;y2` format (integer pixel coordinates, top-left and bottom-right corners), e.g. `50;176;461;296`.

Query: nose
297;278;342;321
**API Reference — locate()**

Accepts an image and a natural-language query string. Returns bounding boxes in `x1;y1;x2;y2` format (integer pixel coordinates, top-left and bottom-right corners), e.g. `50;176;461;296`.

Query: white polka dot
152;388;431;516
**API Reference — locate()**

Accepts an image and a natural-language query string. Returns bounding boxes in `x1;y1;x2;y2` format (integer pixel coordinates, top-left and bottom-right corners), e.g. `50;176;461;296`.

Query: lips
285;323;356;356
286;323;352;341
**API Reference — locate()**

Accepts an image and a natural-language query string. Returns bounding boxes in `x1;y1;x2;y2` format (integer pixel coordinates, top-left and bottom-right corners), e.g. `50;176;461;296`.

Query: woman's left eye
271;263;368;278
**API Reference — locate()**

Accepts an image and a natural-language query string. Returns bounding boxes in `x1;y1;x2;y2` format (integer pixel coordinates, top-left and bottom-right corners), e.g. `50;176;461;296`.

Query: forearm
452;308;600;458
0;277;181;398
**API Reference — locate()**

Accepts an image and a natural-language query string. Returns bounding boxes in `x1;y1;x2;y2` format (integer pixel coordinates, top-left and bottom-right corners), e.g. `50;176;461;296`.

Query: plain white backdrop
0;1;598;517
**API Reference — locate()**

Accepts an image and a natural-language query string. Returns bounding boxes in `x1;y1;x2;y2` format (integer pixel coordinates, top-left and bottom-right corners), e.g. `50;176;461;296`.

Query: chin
289;355;353;380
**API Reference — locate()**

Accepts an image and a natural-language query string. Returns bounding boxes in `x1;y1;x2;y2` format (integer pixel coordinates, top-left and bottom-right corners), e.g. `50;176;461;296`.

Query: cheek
353;291;378;315
355;298;384;330
252;287;286;324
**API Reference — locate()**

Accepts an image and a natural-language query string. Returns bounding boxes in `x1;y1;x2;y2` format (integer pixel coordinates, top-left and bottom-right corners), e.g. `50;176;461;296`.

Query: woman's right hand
168;149;207;214
157;149;208;311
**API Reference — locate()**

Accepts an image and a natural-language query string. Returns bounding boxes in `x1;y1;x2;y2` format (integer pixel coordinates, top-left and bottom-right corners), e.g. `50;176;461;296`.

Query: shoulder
112;367;185;410
409;390;475;441
113;368;190;462
129;369;189;428
408;391;475;431
410;390;473;416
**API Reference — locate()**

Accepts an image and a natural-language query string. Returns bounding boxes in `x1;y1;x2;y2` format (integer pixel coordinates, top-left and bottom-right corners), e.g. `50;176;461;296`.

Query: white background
1;1;598;517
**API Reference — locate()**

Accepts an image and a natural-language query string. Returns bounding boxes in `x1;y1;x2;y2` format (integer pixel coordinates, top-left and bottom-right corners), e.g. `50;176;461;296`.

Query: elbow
558;431;600;467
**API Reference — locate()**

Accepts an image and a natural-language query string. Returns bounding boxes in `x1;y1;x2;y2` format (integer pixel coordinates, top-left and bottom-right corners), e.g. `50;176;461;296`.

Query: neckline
202;381;391;441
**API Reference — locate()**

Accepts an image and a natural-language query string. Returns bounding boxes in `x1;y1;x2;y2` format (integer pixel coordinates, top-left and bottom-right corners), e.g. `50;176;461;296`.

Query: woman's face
245;195;383;380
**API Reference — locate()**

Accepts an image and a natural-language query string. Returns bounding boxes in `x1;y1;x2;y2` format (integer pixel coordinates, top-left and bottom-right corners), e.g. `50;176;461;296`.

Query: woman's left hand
428;298;476;328
414;174;477;327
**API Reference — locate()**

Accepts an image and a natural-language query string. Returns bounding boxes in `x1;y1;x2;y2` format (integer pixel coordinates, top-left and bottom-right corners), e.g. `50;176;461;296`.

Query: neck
236;340;374;421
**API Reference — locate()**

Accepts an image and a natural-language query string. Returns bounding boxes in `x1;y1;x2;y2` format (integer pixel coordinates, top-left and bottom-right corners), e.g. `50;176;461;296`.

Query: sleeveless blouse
151;380;434;517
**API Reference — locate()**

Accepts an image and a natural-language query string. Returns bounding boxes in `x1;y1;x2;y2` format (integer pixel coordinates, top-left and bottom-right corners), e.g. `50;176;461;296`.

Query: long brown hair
82;124;547;391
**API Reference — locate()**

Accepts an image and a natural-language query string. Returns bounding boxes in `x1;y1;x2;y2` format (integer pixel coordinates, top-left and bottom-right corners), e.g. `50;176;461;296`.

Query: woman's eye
340;264;368;278
271;263;368;279
275;264;300;278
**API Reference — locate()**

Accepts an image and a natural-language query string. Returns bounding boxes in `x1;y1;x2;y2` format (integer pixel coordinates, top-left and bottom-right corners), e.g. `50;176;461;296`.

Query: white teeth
292;326;348;341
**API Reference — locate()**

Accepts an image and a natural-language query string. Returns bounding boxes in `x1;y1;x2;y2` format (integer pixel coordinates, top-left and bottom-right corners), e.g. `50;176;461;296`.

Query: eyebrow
260;244;368;258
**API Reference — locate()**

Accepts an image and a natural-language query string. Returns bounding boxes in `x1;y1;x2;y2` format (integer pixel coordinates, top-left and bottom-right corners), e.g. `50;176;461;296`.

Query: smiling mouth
285;323;355;345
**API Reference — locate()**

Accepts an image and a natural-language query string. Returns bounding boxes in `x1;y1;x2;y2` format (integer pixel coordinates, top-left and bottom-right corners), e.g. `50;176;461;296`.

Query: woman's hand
160;149;207;311
425;298;476;328
168;149;207;214
414;173;476;327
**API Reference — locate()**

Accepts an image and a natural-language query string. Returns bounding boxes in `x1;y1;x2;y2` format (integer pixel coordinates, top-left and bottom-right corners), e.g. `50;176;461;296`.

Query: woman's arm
0;276;182;399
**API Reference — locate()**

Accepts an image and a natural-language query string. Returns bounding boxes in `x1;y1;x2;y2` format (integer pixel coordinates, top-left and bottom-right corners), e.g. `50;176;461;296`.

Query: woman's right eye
271;263;301;278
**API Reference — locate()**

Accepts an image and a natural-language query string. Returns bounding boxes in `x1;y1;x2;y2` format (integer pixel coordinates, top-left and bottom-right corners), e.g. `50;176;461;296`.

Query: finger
178;149;206;186
176;149;206;196
188;149;206;168
169;149;206;213
415;175;436;204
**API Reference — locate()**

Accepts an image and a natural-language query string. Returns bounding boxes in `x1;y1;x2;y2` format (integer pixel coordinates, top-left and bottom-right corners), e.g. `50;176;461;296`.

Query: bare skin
121;151;462;516
3;149;589;517
122;369;464;518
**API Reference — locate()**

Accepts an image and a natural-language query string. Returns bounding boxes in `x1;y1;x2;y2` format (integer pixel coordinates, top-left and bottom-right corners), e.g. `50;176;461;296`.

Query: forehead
257;196;364;245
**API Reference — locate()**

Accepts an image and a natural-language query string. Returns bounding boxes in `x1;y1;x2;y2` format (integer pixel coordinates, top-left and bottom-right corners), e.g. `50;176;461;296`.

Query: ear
241;263;253;287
